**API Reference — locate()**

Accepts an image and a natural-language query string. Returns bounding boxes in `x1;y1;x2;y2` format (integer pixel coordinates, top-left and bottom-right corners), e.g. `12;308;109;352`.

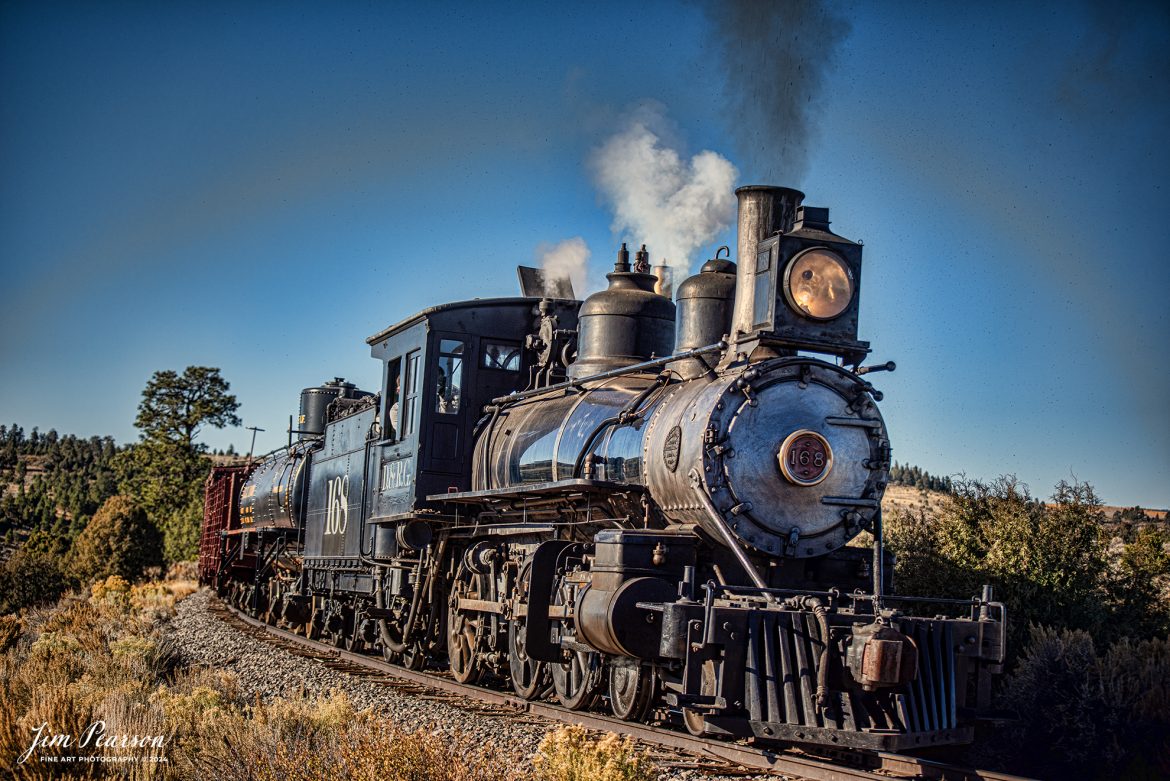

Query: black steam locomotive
199;185;1005;751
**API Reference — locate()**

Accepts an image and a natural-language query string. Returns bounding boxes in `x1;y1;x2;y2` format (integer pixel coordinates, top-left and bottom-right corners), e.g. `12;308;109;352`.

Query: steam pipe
689;468;772;596
783;596;832;711
358;423;378;559
376;534;447;654
376;569;421;654
872;510;885;612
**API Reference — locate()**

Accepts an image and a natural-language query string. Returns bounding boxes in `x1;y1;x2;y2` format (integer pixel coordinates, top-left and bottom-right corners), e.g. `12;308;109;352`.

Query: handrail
490;341;726;406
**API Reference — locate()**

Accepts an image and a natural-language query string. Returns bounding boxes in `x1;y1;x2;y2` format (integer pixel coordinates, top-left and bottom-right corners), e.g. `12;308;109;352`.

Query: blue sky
2;1;1167;508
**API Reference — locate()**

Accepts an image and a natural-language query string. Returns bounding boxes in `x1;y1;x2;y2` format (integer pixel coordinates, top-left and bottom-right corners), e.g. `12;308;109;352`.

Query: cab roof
365;297;578;346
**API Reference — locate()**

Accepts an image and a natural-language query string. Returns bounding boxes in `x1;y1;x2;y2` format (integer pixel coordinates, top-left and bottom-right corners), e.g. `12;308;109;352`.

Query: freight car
199;185;1005;752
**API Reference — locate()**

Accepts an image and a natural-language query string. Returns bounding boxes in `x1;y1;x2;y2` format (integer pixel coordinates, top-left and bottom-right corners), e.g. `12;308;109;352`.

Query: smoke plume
702;0;851;184
536;237;591;297
589;104;738;278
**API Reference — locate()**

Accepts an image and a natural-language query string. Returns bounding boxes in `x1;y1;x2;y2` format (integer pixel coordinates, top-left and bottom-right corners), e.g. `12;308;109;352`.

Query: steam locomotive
199;185;1005;752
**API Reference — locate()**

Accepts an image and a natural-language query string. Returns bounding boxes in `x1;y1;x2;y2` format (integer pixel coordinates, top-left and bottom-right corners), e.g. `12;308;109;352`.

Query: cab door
425;334;470;480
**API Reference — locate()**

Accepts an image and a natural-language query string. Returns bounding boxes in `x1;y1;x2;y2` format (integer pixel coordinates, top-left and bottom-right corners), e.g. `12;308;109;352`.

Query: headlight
782;248;854;320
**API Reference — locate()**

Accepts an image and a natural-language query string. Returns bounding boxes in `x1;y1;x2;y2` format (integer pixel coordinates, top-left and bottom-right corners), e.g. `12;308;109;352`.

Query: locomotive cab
365;298;581;524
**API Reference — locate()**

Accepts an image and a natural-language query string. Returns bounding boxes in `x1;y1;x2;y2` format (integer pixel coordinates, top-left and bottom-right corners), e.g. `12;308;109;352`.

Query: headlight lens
783;248;854;320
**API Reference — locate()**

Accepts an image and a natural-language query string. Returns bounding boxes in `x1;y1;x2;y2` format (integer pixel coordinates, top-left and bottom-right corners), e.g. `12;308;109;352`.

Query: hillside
881;484;950;518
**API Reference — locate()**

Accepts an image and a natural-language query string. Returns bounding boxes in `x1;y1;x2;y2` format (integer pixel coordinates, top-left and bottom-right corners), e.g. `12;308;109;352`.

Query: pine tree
117;366;240;562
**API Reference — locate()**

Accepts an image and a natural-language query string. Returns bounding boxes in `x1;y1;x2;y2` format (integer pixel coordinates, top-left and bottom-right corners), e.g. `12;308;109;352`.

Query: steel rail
212;598;1033;781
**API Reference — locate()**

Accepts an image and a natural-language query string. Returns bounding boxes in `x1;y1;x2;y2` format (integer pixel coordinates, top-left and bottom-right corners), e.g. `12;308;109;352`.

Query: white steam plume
536;237;590;297
590;105;739;278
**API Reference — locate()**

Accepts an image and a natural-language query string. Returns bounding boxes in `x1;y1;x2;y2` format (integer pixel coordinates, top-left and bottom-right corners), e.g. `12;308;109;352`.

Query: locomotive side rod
215;597;1035;781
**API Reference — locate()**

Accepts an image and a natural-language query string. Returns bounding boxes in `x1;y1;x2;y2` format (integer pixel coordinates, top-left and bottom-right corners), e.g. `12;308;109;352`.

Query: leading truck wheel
344;621;362;652
551;649;603;710
401;641;427;671
682;659;718;736
608;661;656;721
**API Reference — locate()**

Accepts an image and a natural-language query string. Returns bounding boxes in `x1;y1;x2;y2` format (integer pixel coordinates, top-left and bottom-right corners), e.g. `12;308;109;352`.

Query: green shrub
159;494;204;565
67;495;163;585
1102;525;1170;638
887;477;1112;654
994;627;1170;779
0;544;67;614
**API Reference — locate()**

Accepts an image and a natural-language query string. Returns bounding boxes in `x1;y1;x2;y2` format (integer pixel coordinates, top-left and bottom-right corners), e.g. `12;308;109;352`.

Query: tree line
888;460;954;492
1;427;120;546
0;367;240;613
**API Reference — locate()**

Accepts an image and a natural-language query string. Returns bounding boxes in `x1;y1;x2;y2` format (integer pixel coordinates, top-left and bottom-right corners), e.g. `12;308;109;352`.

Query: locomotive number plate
778;430;833;486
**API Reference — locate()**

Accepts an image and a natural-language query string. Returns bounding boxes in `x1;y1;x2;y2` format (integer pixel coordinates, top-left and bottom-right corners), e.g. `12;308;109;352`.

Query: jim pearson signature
18;721;167;765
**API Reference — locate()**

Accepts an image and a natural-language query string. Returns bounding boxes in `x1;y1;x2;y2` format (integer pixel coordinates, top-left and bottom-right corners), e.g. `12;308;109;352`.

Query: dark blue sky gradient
2;1;1167;506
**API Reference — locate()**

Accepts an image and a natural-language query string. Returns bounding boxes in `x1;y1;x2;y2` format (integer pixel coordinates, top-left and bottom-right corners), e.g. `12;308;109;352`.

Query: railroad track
209;598;1033;781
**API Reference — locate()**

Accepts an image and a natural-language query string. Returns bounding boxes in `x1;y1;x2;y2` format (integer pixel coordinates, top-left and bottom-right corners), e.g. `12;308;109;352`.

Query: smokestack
730;185;805;341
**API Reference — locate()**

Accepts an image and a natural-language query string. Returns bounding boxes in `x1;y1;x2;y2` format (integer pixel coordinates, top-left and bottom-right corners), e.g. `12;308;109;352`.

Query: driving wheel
508;561;548;699
549;577;601;709
447;564;484;683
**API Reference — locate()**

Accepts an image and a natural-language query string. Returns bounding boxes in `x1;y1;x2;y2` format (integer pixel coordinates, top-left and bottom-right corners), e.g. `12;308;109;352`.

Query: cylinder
729;186;804;342
577;577;676;658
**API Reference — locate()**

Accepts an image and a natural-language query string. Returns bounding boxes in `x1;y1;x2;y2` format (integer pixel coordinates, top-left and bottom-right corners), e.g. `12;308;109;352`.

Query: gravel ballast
166;588;779;780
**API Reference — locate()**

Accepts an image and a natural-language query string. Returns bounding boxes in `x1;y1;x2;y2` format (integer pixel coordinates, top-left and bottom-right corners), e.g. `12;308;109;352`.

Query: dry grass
880;484;949;519
533;725;657;781
0;575;189;780
173;692;525;781
3;573;649;781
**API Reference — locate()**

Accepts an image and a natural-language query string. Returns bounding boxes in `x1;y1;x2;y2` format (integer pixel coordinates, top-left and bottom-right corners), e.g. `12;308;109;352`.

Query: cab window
402;350;422;436
482;341;521;372
435;339;464;414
